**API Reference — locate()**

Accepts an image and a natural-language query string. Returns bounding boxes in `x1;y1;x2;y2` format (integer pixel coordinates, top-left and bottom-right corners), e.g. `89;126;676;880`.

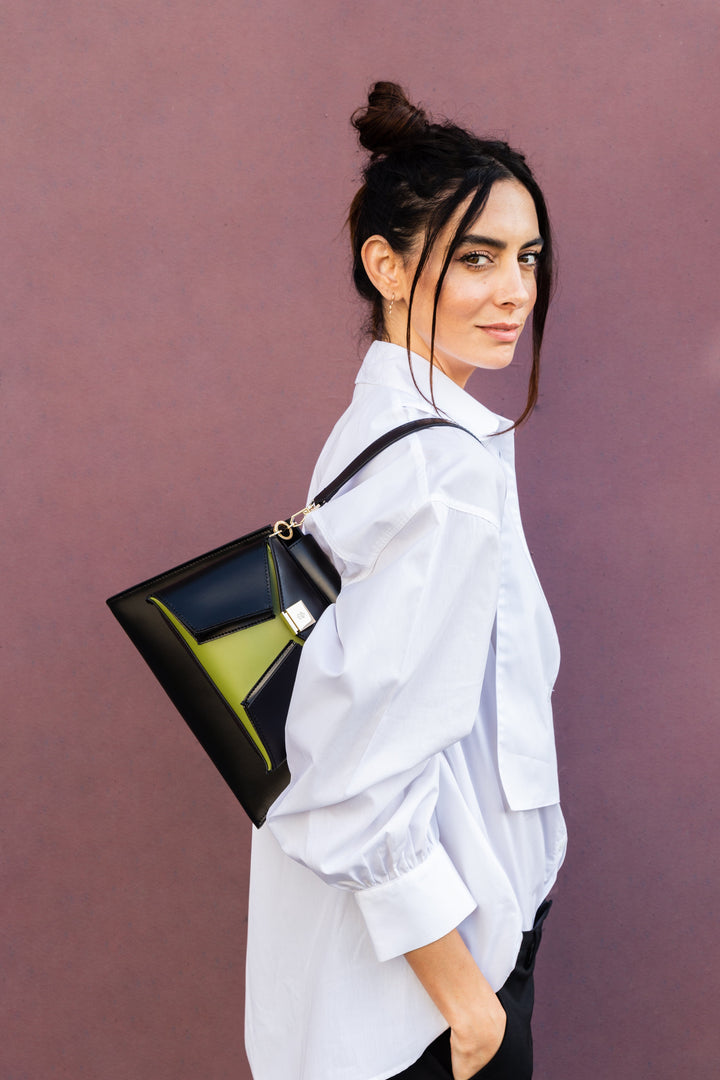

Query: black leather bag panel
282;532;341;602
270;535;339;641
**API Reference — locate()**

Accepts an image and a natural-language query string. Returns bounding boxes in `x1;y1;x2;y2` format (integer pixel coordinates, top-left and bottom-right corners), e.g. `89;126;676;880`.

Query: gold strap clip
271;502;319;541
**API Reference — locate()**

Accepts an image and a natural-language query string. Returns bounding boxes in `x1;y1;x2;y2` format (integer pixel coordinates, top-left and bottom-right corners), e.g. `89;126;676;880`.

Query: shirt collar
355;340;509;439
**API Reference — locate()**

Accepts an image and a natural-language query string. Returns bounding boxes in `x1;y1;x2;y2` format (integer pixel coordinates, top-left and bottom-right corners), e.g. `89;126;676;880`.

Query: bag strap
272;418;475;539
313;418;472;506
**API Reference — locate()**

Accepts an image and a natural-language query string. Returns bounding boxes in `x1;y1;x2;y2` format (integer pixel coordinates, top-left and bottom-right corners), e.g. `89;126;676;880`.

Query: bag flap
153;534;273;642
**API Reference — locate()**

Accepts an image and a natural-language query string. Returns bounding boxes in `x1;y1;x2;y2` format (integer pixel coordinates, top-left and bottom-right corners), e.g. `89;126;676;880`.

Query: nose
494;257;533;309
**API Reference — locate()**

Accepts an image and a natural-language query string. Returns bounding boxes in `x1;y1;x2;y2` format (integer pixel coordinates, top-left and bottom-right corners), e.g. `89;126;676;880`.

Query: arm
268;498;502;956
405;930;506;1080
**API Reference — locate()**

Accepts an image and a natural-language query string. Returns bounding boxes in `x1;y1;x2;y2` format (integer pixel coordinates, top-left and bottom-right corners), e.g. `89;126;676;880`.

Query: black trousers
390;900;552;1080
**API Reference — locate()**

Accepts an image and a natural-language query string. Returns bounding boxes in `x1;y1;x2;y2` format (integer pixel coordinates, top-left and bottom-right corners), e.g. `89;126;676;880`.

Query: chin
476;348;517;371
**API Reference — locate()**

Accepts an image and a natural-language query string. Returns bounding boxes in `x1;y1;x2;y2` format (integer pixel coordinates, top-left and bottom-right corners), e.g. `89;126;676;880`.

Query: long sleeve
267;486;502;961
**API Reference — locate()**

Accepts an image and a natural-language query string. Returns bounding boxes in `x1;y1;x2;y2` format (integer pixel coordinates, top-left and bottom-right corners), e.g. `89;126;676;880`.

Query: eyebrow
458;233;544;251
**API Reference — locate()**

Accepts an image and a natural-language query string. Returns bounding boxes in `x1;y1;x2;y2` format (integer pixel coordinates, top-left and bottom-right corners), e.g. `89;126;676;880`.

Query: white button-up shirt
245;341;567;1080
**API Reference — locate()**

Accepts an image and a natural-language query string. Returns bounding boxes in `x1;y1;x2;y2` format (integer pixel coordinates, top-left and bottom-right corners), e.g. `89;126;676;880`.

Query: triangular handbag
107;418;469;825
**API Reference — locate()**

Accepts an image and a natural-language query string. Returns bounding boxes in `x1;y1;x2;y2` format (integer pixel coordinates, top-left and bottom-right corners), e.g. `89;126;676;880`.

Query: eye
460;250;492;268
519;250;542;268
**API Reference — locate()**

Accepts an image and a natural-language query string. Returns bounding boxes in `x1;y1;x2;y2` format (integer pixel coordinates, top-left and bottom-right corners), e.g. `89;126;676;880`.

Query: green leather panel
148;546;297;771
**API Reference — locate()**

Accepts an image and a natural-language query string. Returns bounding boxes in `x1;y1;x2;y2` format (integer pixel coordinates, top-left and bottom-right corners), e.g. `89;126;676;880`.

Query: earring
388;293;395;318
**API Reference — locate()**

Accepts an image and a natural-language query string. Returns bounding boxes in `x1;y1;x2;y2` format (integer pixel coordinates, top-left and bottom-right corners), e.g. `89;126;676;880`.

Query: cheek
439;279;491;323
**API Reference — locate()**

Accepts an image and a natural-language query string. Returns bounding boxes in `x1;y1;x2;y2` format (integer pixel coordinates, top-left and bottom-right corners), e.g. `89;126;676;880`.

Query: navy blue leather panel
243;642;302;770
154;534;272;642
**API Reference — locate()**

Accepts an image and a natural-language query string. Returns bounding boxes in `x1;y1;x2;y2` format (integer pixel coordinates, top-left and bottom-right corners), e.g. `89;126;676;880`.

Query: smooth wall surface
2;2;718;1077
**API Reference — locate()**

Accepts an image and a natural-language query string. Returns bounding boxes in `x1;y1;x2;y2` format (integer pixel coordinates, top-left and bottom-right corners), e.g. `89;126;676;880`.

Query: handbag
106;418;466;826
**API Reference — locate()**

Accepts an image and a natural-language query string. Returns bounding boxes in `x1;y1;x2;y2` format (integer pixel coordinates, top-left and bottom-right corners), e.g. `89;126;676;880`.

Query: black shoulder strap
311;418;476;508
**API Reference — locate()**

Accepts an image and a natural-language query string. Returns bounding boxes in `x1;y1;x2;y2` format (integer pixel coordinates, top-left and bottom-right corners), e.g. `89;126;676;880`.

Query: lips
478;323;521;342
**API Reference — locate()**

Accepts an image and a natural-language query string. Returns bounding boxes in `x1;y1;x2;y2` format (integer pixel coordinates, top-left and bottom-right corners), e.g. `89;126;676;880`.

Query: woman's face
396;179;542;389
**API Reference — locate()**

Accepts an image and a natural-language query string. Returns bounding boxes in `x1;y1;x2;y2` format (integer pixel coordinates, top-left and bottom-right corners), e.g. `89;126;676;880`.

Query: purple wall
2;2;718;1077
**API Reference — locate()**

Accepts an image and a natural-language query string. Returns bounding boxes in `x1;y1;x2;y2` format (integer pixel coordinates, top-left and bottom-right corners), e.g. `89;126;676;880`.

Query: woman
245;82;566;1080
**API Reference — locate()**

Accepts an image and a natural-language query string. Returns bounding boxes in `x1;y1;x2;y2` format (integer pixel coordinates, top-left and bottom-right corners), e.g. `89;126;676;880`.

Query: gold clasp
272;502;318;540
282;600;316;635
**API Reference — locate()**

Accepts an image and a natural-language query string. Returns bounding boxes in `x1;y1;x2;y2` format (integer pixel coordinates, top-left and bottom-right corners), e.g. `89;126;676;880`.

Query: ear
361;235;405;300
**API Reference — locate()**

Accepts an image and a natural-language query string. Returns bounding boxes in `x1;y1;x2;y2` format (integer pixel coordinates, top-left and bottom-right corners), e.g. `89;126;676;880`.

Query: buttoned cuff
353;844;477;962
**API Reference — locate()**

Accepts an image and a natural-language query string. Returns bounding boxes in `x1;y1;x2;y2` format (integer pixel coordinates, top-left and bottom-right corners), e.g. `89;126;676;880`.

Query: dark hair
348;82;554;428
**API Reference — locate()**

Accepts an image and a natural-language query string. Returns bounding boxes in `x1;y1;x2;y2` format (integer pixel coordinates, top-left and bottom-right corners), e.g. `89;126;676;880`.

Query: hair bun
352;81;428;155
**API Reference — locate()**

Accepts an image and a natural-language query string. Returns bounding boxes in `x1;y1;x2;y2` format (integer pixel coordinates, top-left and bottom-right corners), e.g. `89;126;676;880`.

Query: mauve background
2;1;718;1077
